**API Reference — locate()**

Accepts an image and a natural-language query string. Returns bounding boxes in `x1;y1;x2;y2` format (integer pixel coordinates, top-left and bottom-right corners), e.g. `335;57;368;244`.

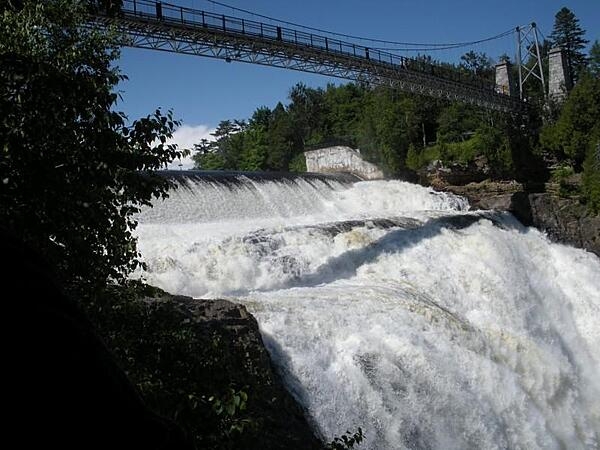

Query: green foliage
582;129;600;213
0;0;187;298
190;77;483;178
589;40;600;78
405;144;423;171
550;164;581;197
325;428;365;450
477;123;513;176
431;139;477;166
539;73;600;166
86;282;263;449
289;152;307;172
195;152;227;170
550;164;575;182
436;103;481;144
459;51;494;78
209;388;258;440
549;7;589;83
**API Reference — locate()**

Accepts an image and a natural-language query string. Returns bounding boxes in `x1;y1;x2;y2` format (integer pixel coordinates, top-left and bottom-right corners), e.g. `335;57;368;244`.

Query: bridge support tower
548;47;572;101
495;60;516;97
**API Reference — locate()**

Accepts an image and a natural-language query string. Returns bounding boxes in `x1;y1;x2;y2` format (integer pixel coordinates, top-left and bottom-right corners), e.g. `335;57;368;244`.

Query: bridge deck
89;0;523;112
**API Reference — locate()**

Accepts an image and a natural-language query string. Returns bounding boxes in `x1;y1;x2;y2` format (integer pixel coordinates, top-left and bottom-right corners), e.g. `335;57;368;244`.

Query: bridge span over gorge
89;0;548;112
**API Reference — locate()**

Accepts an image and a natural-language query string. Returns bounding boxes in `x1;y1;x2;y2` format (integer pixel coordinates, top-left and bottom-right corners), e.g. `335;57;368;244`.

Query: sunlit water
134;175;600;449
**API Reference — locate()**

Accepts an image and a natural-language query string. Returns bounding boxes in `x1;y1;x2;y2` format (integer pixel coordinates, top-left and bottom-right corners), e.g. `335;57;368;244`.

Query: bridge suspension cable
369;29;516;52
197;0;516;51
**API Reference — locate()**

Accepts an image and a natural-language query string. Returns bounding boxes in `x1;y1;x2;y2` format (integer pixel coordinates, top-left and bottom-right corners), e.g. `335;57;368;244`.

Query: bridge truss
89;0;524;112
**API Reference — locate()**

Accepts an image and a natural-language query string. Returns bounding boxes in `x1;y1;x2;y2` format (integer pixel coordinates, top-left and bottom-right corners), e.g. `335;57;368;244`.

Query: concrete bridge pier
548;47;572;101
494;47;573;103
495;60;516;97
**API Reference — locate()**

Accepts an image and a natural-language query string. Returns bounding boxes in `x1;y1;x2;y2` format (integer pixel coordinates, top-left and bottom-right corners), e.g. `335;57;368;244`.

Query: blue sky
114;0;599;157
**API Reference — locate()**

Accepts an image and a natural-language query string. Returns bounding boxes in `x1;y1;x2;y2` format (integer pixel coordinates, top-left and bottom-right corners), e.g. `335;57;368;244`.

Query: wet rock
526;193;600;257
431;179;599;257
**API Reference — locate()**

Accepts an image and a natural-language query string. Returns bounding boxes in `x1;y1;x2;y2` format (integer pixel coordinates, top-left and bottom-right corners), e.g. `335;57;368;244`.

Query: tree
460;51;493;78
266;102;296;170
204;119;245;169
0;1;187;298
539;73;600;167
549;7;589;84
582;126;600;213
588;40;600;77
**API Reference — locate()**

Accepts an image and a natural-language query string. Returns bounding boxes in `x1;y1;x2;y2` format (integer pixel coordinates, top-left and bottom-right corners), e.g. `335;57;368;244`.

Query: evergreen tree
266;102;296;170
549;7;589;84
588;40;600;78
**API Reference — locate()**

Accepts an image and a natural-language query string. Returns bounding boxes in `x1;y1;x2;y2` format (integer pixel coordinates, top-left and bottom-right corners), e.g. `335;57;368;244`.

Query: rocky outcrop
86;284;323;450
435;179;600;257
304;146;384;180
150;295;323;450
524;193;600;257
417;156;492;187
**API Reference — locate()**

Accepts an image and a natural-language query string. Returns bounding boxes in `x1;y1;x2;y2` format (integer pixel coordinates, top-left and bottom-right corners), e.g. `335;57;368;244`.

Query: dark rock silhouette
2;230;195;450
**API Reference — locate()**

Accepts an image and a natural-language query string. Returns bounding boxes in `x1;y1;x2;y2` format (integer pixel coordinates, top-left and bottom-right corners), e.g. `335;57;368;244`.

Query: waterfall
134;173;600;449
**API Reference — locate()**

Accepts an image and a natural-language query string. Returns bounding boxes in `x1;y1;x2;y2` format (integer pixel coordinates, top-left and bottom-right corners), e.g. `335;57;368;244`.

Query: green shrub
405;144;423;170
582;130;600;213
289;152;307;172
551;164;581;197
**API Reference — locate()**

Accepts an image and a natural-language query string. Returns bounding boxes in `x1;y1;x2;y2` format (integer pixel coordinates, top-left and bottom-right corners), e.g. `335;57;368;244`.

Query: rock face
304;146;384;180
417;156;492;187
158;296;323;450
524;193;600;257
436;180;600;257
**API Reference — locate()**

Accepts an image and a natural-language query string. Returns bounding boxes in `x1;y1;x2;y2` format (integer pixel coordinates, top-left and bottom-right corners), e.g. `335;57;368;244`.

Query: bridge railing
111;0;497;93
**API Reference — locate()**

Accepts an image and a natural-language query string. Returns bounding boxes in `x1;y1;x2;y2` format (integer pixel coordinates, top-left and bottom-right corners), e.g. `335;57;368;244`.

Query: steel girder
89;15;522;112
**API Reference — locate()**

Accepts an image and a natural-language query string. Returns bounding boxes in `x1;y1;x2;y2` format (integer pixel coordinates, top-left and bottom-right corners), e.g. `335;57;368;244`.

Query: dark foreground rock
85;283;323;450
117;293;323;450
434;180;600;257
524;193;600;257
3;233;195;450
2;230;321;449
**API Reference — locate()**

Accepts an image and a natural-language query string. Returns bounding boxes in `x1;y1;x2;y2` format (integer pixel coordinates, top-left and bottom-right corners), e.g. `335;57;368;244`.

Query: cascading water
134;174;600;449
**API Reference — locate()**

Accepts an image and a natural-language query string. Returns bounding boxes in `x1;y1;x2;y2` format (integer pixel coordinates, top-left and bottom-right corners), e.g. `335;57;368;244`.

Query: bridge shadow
285;211;525;289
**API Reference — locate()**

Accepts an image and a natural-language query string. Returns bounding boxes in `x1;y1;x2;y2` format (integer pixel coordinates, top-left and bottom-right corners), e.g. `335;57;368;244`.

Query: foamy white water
134;175;600;449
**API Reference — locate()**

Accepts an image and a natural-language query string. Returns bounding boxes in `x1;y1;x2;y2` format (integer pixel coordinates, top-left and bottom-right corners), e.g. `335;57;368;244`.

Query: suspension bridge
88;0;549;112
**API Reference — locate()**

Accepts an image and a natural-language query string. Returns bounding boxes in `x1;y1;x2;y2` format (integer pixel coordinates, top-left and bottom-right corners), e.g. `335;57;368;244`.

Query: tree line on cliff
194;7;600;212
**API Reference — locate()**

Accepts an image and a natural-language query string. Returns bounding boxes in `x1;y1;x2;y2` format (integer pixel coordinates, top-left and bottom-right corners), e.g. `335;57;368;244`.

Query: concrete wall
304;146;384;180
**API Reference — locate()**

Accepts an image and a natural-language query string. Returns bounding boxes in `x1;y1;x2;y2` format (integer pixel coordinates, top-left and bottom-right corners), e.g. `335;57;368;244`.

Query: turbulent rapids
134;173;600;449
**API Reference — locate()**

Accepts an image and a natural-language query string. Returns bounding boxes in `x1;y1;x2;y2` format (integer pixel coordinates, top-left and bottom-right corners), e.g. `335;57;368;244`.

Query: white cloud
163;124;215;170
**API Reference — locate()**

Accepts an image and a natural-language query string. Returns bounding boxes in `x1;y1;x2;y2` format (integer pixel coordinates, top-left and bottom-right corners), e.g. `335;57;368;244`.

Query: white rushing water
134;175;600;449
